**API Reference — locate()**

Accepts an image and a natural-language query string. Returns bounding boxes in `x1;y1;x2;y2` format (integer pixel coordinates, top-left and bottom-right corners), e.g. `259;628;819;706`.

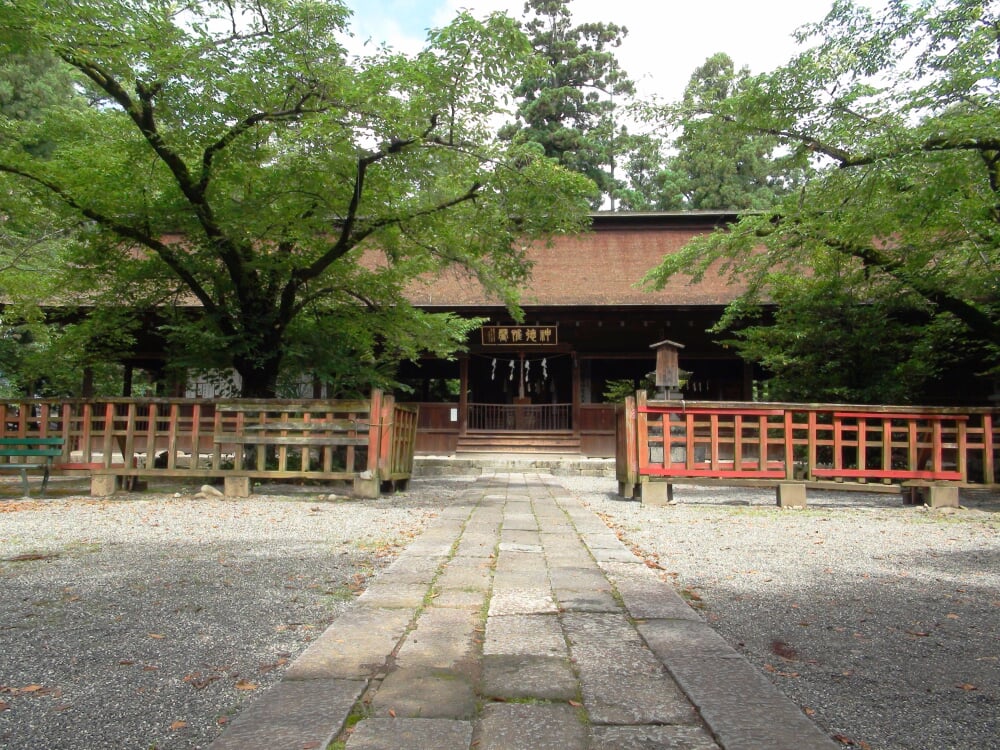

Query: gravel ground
3;473;998;750
561;477;1000;750
0;476;467;750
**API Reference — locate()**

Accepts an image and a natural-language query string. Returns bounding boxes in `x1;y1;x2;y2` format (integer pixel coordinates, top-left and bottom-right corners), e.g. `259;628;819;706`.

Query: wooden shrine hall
397;211;756;457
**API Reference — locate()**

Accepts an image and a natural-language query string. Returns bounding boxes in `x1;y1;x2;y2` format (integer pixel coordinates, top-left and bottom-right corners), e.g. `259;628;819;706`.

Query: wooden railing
0;391;416;497
468;402;572;431
617;393;999;494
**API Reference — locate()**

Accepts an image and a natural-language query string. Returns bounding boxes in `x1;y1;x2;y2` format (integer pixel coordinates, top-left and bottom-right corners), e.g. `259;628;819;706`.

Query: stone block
776;482;806;508
642;480;674;506
223;475;251;498
89;473;118;497
927;484;960;508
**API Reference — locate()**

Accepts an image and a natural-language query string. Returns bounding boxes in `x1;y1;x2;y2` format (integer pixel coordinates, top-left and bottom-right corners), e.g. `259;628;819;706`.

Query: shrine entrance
450;323;581;452
465;350;575;432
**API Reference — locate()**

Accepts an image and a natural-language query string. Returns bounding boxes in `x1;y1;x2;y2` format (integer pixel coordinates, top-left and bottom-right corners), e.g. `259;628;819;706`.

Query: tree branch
294;116;444;283
806;227;999;344
0;163;233;335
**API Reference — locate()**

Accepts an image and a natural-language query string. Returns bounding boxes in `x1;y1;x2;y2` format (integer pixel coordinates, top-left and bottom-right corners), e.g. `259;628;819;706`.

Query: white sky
343;0;887;103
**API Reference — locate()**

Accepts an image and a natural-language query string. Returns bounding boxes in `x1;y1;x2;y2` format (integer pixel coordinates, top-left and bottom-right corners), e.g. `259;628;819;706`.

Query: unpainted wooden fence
0;390;417;497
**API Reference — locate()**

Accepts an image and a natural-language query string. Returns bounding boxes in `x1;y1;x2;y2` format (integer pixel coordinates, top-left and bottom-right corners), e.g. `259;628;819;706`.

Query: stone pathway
209;473;837;750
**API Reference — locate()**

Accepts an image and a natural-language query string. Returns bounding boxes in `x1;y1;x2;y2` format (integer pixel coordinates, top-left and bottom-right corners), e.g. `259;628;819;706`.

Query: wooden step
456;431;581;454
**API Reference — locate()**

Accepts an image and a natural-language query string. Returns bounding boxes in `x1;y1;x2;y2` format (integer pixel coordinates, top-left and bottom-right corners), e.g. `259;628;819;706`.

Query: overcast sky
342;0;886;103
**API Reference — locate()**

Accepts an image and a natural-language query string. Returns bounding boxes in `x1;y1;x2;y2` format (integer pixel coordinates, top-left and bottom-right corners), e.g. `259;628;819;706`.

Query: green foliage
658;53;807;210
602;375;654;403
645;0;1000;401
0;0;593;397
500;0;635;207
726;268;958;403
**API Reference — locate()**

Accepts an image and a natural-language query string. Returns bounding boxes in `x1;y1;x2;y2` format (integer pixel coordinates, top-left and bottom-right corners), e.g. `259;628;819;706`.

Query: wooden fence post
355;389;383;498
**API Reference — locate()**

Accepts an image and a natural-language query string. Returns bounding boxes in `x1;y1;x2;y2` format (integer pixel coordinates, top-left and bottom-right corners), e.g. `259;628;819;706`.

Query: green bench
0;437;65;497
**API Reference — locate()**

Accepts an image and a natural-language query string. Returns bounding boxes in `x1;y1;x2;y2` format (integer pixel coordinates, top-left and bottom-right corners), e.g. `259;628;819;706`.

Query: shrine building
396;211;756;457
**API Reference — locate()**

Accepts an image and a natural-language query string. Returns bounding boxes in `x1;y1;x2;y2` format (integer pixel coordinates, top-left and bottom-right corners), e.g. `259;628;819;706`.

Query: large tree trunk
233;352;284;398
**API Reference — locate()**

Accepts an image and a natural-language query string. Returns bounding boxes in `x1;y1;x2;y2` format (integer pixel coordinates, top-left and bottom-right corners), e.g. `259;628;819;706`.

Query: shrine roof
405;211;748;309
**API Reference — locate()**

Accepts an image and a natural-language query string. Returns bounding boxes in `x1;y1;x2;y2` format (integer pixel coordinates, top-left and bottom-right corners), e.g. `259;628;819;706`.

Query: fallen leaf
148;633;166;639
388;709;396;718
234;680;258;691
0;701;9;712
302;743;321;749
906;630;930;637
258;658;288;674
169;720;188;731
18;684;45;694
803;707;816;716
946;613;960;620
956;683;977;691
568;699;582;707
217;716;230;726
5;552;60;562
771;640;799;661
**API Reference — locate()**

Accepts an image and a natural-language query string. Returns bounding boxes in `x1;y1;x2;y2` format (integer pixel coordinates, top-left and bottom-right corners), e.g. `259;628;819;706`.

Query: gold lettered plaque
481;325;558;346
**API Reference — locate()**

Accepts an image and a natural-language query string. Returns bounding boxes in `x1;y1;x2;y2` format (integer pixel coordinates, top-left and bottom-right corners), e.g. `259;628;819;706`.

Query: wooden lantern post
650;339;685;400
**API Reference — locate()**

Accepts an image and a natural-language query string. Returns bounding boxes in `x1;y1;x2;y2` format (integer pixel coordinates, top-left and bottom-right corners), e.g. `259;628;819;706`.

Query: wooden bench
0;437;65;497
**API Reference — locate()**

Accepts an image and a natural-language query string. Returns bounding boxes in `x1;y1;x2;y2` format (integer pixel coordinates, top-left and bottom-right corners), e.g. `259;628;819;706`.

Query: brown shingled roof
406;212;747;308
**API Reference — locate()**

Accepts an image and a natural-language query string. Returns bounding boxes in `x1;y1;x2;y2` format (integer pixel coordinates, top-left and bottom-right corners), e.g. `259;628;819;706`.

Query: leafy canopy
644;0;1000;402
0;0;594;397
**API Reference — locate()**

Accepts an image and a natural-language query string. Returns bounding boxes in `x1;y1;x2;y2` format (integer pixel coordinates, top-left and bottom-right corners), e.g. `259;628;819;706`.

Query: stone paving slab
452;532;496;558
547;565;614;591
484;613;567;656
284;606;413;680
554;587;620;612
589;724;721;750
208;678;365;750
372;666;477;719
435;557;493;590
345;718;473;750
431;587;485;609
639;621;837;750
211;471;840;750
473;703;588;750
562;611;701;726
487;586;558;615
356;581;430;608
501;513;539;530
480;654;579;700
377;553;446;584
395;606;478;668
600;560;703;621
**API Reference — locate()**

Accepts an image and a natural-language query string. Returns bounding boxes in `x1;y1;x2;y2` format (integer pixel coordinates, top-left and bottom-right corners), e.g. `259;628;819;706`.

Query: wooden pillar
458;355;469;436
742;360;755;401
122;363;134;397
571;352;581;434
81;367;95;399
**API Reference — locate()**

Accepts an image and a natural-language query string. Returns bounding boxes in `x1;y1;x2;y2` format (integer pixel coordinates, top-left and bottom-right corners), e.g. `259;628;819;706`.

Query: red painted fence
617;393;998;495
